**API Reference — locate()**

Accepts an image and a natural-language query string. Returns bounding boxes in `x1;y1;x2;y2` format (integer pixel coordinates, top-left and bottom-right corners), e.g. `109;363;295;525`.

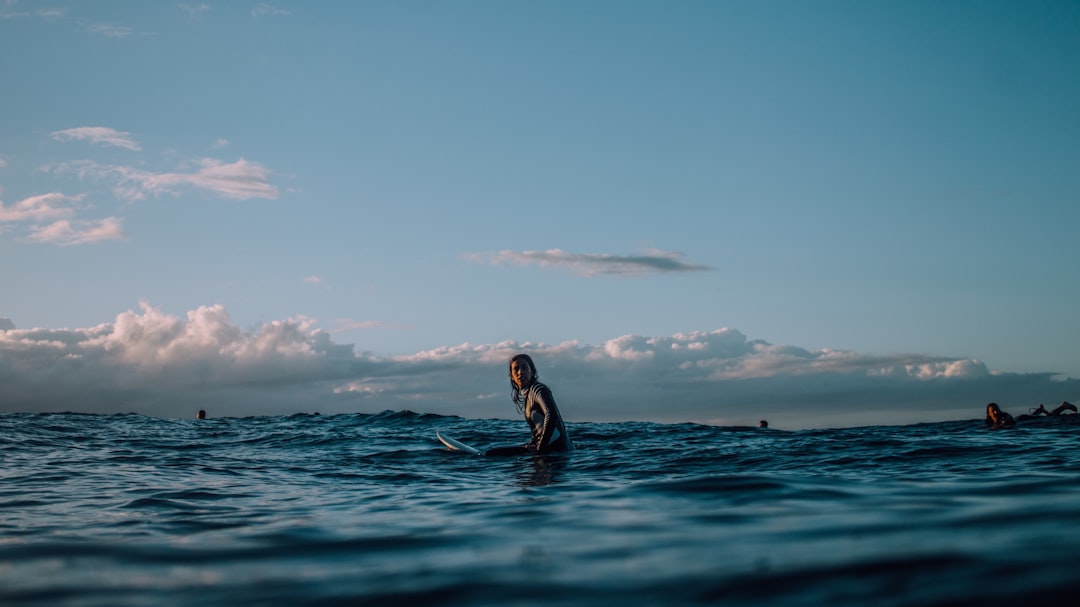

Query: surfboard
437;431;483;456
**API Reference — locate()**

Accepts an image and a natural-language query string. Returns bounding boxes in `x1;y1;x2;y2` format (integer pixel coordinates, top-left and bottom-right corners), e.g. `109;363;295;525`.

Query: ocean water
2;411;1080;606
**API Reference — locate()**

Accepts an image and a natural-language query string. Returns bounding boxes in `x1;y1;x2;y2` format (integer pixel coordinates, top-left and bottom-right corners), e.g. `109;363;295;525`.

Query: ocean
2;410;1079;606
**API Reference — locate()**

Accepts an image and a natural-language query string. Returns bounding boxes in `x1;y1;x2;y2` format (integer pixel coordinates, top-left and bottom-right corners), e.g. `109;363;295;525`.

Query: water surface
3;411;1079;605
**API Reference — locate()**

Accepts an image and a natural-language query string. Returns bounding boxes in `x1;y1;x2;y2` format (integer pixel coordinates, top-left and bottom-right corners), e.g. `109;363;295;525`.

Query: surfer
505;354;572;453
985;402;1015;429
987;401;1077;429
1025;401;1077;418
196;409;207;420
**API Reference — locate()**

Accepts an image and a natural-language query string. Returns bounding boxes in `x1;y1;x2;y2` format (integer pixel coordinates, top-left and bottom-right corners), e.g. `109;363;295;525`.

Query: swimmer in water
985;403;1015;430
196;409;207;420
500;354;572;454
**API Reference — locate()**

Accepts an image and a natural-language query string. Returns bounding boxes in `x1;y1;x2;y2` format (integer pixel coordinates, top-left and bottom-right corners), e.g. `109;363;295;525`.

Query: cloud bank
466;248;712;276
2;302;1074;429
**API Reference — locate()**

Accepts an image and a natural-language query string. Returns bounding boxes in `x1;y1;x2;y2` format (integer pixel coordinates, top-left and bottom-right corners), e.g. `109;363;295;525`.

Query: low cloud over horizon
2;302;1075;429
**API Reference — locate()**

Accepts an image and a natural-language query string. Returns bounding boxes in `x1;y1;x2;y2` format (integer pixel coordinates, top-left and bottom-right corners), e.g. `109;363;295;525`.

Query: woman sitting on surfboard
507;354;572;453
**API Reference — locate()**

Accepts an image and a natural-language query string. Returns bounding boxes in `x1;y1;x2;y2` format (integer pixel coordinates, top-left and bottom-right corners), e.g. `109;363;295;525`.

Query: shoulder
525;382;554;400
530;382;555;395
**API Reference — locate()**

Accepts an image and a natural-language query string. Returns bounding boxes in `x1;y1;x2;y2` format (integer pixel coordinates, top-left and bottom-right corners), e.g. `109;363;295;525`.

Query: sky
2;0;1079;429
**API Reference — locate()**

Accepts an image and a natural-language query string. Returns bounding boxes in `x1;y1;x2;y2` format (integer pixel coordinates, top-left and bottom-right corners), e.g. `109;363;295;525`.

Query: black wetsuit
521;381;572;452
985;411;1016;429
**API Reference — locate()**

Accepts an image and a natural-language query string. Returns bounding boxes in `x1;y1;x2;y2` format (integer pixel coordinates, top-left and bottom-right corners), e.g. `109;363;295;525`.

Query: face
987;404;1000;420
511;359;534;389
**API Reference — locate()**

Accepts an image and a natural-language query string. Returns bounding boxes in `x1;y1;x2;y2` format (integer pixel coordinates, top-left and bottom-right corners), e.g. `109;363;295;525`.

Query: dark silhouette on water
1025;402;1077;419
985;401;1076;429
985;403;1015;429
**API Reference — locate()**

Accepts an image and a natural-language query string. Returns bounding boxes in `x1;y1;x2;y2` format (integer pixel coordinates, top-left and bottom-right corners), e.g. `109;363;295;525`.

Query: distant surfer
985;403;1015;429
985;401;1077;429
759;420;768;428
1025;402;1077;418
196;409;207;420
500;354;572;454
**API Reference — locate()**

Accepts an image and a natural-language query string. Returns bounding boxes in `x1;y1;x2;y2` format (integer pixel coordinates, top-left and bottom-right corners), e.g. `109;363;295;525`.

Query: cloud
0;191;120;246
55;157;279;201
51;127;141;151
466;248;713;276
303;276;323;285
0;3;66;19
86;23;134;38
0;192;84;222
9;132;280;244
23;217;125;245
2;302;1075;428
252;3;290;18
178;3;211;18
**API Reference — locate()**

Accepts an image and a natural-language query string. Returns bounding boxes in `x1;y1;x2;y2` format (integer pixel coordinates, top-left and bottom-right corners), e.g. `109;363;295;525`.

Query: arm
529;385;561;452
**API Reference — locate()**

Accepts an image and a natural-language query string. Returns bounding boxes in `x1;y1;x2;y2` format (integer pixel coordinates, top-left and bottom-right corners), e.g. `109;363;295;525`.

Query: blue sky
2;1;1078;429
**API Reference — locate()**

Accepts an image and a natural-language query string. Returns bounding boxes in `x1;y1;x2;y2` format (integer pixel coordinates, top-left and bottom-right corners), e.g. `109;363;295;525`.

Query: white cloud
51;127;141;151
0;192;84;222
2;302;1075;427
87;23;134;38
303;276;323;285
211;138;229;149
178;3;211;18
0;184;125;248
24;217;125;246
466;248;712;276
55;157;279;201
252;3;290;18
19;134;280;243
0;3;66;19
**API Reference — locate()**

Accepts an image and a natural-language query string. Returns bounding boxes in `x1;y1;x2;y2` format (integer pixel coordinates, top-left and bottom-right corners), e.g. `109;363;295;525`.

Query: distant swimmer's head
758;420;768;428
196;409;207;420
509;354;537;390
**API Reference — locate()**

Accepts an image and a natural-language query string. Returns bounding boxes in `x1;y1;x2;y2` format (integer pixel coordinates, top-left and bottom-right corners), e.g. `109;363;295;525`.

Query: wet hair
985;402;1000;423
509;354;537;413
